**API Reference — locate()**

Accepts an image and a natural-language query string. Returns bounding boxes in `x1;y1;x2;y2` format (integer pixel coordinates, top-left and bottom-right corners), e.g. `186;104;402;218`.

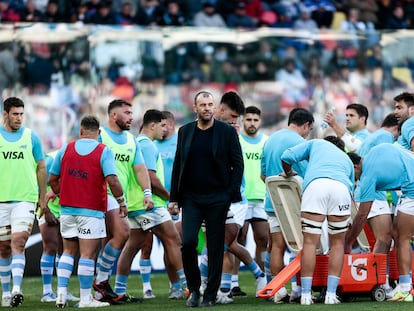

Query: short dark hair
142;109;165;126
288;108;314;126
162;110;175;121
107;99;131;115
394;92;414;107
324;135;345;151
347;152;361;165
347;103;369;125
81;115;100;131
194;90;213;104
381;113;398;127
3;97;24;113
245;106;261;116
220;91;245;116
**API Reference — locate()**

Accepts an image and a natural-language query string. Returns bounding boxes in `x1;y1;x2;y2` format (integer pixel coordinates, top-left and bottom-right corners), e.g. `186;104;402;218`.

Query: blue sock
177;268;187;289
96;243;121;284
220;273;232;292
139;259;152;291
11;253;25;292
40;253;55;294
0;257;11;294
57;254;74;290
301;277;312;295
247;260;264;279
327;275;340;296
78;258;95;301
114;274;128;296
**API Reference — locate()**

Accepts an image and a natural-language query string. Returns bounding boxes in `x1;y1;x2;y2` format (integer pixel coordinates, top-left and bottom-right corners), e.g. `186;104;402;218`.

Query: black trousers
181;192;230;302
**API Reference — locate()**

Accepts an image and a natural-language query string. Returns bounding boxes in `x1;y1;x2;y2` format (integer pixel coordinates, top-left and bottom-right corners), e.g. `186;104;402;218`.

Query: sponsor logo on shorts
338;204;350;211
78;227;91;234
138;218;151;226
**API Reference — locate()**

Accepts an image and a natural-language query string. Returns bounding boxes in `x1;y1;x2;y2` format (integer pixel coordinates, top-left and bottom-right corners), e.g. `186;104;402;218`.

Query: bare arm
148;170;169;200
344;201;372;254
36;159;47;210
106;174;127;217
133;163;154;210
325;111;345;137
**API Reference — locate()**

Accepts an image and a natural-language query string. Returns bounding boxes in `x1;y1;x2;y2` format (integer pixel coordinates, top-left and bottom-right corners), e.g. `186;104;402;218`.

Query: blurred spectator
141;53;162;82
116;0;135;24
376;0;394;29
339;7;367;32
249;40;279;73
272;6;293;28
193;0;226;28
26;43;58;93
20;0;44;22
0;0;21;22
326;46;355;71
212;60;243;84
226;1;256;28
70;60;99;112
160;0;186;26
242;0;264;26
86;0;117;24
248;60;274;81
68;1;88;23
42;0;64;22
164;43;192;84
262;0;301;21
303;0;336;28
0;43;19;95
216;0;238;22
386;5;407;29
275;58;307;106
293;5;319;31
135;0;164;26
343;0;378;27
366;44;383;69
111;76;135;100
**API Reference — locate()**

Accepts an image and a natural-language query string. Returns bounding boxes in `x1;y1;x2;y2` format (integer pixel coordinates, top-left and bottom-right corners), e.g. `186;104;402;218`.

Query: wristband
115;194;126;203
143;189;152;197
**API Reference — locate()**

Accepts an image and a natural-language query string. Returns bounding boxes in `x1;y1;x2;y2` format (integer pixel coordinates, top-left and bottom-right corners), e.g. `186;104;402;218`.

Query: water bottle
171;205;180;221
320;106;336;129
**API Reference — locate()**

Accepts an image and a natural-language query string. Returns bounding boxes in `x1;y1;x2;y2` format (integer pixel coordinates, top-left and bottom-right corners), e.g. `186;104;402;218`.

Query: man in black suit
168;90;244;307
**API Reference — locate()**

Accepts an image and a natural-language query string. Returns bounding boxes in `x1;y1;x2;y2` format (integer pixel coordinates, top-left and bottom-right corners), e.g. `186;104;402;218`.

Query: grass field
13;271;414;310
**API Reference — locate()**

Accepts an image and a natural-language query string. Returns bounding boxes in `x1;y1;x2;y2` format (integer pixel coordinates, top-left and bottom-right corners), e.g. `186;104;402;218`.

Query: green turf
12;271;414;310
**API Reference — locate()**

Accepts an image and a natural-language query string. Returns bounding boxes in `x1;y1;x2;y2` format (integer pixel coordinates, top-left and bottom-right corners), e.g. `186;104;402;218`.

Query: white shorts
107;195;119;212
226;201;248;227
128;207;171;231
395;197;414;216
302;178;352;216
0;202;35;240
356;200;392;219
245;200;267;221
60;215;106;239
267;213;281;233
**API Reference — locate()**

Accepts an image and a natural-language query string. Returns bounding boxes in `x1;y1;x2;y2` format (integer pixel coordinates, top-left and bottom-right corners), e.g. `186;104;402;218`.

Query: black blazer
170;119;244;203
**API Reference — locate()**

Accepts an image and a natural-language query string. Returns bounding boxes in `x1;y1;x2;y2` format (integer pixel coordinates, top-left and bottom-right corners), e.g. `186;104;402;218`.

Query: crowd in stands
0;0;413;30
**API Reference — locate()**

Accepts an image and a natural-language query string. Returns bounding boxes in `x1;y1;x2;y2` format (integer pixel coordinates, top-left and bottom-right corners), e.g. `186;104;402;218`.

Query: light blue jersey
51;139;117;218
154;132;177;192
261;129;307;213
355;129;395;202
398;117;414;151
137;134;158;171
0;125;44;162
281;139;354;194
98;125;145;166
353;128;371;142
359;143;414;201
